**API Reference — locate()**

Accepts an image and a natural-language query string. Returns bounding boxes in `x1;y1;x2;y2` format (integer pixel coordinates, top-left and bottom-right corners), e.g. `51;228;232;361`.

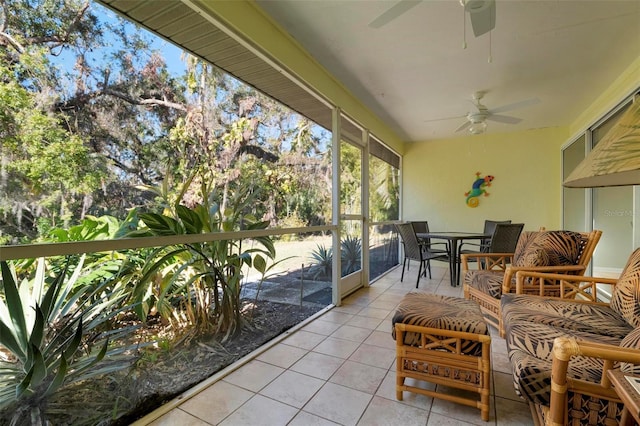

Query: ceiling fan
426;92;541;135
369;0;496;37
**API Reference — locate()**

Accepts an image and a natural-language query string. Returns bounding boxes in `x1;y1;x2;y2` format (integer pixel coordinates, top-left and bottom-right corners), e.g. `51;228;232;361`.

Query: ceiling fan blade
487;114;522;125
455;120;472;133
490;97;541;114
468;0;496;37
369;0;421;29
424;114;466;123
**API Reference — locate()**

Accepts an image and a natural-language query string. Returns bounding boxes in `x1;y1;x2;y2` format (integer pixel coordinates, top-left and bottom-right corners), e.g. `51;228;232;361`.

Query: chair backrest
410;221;435;246
410;221;429;234
482;220;512;251
396;223;422;262
576;229;603;268
487;223;524;253
512;229;602;271
483;219;512;235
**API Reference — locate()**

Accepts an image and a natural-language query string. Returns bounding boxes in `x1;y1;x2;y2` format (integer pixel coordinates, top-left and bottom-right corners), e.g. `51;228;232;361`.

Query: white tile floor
136;264;535;426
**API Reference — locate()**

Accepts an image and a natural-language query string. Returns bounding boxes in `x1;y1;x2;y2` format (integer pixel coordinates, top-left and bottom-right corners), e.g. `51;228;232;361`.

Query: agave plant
0;257;138;421
340;235;362;276
309;244;332;279
309;236;362;279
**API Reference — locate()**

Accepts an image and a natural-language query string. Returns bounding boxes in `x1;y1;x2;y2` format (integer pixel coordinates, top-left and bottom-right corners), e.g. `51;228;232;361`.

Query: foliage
0;257;138;422
340;235;362;276
309;235;363;278
340;142;362;216
0;62;105;242
0;0;329;244
129;172;277;341
369;155;400;222
309;244;333;279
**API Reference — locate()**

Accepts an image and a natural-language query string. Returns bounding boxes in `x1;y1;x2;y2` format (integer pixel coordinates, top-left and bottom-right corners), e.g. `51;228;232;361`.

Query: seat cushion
505;321;621;406
465;270;506;299
610;247;640;328
392;292;488;355
512;231;583;268
501;294;633;339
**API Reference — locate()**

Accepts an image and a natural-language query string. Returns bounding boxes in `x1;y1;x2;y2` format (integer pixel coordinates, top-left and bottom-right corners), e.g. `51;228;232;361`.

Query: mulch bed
0;300;324;426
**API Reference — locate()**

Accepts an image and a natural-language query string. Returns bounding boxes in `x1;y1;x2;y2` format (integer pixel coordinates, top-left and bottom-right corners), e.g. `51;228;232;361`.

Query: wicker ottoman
392;292;492;421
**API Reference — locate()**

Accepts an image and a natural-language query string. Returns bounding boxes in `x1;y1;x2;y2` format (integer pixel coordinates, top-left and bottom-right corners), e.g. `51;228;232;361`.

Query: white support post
332;108;342;306
362;130;370;287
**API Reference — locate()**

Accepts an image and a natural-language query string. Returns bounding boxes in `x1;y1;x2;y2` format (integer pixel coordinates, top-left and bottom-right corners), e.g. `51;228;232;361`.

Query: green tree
0;62;104;242
369;154;400;222
0;0;334;245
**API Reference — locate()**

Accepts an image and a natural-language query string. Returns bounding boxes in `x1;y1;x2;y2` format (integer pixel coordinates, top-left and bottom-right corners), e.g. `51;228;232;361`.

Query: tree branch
102;88;187;111
0;31;25;53
24;1;90;49
237;145;279;163
104;155;155;186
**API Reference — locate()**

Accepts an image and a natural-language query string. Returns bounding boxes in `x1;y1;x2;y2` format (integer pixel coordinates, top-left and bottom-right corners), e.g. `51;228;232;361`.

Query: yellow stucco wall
402;127;568;232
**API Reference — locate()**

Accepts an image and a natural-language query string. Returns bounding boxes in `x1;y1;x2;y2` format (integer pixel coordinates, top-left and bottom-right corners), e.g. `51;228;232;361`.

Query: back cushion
619;326;640;373
611;248;640;328
513;232;545;267
513;231;583;268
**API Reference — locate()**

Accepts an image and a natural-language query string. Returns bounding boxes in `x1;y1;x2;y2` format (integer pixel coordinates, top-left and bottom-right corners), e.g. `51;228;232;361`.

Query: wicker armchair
461;229;602;331
500;248;640;426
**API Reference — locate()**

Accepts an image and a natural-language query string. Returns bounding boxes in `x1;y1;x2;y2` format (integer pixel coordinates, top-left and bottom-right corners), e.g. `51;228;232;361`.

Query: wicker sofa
500;247;640;426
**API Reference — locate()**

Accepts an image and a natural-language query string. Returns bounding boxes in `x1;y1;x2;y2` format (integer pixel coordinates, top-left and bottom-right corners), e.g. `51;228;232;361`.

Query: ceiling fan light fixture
469;121;487;134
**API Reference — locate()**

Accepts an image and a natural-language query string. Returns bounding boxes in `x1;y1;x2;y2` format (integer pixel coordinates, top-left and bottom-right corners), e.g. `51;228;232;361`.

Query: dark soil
1;300;324;426
119;300;324;425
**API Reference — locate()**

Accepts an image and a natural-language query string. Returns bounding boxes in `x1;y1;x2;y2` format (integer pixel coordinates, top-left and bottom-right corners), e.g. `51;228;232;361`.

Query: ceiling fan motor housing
461;0;493;14
468;110;488;124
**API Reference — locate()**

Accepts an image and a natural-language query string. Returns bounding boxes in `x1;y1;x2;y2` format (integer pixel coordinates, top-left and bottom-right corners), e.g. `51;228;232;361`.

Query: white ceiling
256;0;640;142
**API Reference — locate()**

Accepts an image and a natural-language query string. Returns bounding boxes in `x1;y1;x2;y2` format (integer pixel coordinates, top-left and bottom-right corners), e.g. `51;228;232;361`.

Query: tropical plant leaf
1;261;29;351
16;365;34;399
253;254;266;274
44;354;67;398
69;339;109;378
40;260;68;320
139;212;184;235
0;257;137;412
28;304;45;349
63;317;83;360
0;320;26;362
176;204;203;234
29;344;47;389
